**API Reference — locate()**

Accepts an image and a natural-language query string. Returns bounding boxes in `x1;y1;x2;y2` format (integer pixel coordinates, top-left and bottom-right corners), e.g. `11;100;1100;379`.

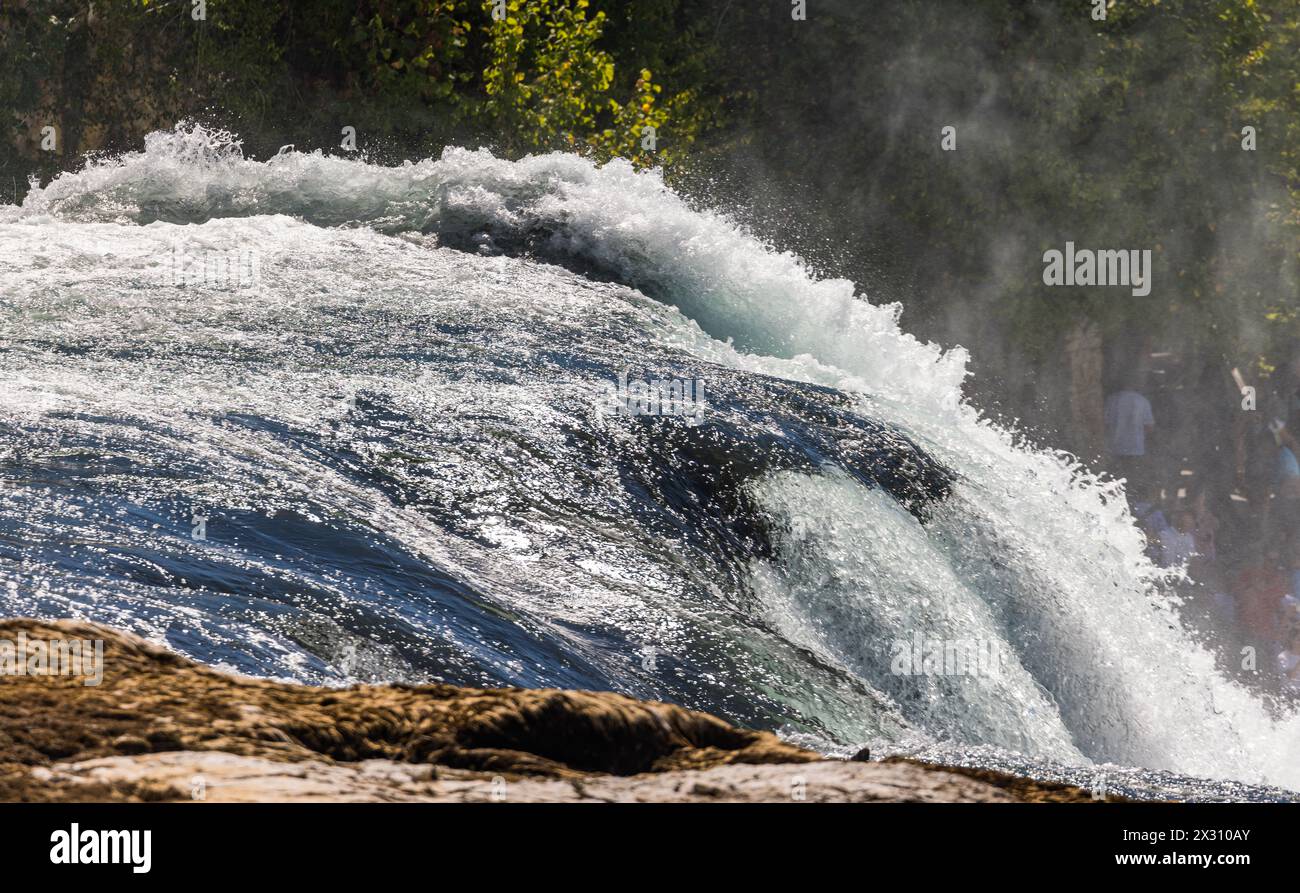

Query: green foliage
338;0;472;102
0;0;699;171
480;0;615;151
337;0;680;163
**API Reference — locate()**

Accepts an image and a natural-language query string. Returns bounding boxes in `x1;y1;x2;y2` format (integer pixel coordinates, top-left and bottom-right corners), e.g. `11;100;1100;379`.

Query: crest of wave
17;123;965;415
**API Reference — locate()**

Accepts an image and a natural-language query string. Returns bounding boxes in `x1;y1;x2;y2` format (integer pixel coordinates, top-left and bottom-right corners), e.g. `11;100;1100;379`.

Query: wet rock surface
0;619;1099;802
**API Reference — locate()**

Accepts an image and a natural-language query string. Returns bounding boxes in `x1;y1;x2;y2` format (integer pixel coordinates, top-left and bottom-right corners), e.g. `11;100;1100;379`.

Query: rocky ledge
0;618;1100;803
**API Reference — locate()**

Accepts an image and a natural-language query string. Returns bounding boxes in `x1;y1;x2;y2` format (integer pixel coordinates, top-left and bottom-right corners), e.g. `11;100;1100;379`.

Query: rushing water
1;124;1296;800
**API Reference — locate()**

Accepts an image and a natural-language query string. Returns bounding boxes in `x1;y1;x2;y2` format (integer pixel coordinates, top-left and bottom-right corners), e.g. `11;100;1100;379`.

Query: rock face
0;618;1098;802
27;752;1032;803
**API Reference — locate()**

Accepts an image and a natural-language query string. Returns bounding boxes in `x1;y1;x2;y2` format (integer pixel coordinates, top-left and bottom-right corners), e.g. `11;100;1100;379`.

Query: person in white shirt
1105;386;1155;493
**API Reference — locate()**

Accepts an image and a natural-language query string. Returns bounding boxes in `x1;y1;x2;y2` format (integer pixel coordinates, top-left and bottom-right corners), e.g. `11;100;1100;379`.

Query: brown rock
0;618;1103;802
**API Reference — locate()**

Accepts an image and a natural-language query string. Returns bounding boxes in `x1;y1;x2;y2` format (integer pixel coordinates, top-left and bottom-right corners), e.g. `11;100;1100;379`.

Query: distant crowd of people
1105;353;1300;697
